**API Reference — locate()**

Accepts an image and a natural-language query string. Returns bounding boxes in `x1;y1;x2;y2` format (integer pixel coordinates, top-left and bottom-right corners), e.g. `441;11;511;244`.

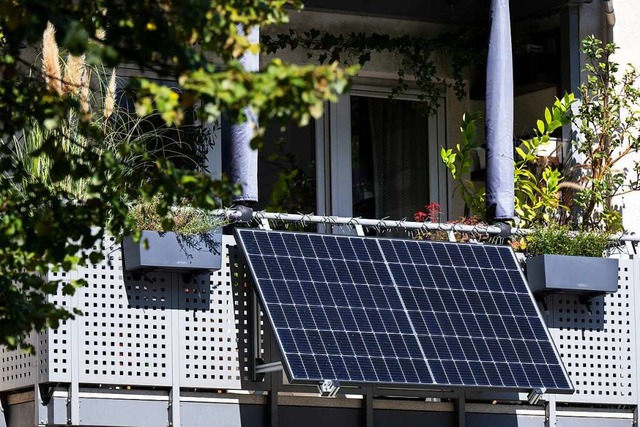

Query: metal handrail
219;208;640;243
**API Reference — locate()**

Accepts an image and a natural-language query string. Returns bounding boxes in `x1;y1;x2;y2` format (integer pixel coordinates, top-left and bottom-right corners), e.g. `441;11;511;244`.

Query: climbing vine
263;28;486;116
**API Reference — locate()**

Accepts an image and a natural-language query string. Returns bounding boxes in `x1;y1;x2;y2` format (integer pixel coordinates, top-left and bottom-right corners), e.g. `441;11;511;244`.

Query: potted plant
122;197;226;273
525;224;618;297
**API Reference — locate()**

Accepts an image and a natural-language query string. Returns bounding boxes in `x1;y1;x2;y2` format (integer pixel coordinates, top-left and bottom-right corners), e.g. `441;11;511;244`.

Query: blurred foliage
0;0;352;350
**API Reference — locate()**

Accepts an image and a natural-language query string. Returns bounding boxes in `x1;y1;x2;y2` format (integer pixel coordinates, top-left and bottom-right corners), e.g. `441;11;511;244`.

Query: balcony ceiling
303;0;590;25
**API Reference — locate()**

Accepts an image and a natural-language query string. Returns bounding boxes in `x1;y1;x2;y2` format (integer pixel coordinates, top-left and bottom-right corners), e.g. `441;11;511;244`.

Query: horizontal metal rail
219;209;640;243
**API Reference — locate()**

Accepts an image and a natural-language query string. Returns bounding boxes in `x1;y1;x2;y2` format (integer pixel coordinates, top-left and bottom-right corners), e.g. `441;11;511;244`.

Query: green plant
0;1;351;349
441;93;575;226
514;94;575;225
526;224;610;258
440;111;485;217
565;36;640;232
129;196;226;235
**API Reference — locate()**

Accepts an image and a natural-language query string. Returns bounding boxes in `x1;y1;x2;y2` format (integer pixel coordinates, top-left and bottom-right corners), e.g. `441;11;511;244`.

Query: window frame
314;83;449;222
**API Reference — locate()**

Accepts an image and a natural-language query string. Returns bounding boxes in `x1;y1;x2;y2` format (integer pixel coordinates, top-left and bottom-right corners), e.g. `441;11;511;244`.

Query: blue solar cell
447;244;465;266
343;357;364;381
350;238;370;261
458;245;479;268
339;310;358;331
469;361;489;384
442;266;463;289
391;241;411;263
312;237;330;259
435;245;454;266
482;362;502;386
419;244;439;265
358;357;377;381
458;337;479;360
340;239;358;261
235;229;573;393
300;354;322;379
365;309;385;331
449;312;469;336
473;247;491;268
429;359;449;384
378;240;398;263
456;361;476;384
429;266;447;286
442;360;464;384
348;261;368;284
406;242;426;265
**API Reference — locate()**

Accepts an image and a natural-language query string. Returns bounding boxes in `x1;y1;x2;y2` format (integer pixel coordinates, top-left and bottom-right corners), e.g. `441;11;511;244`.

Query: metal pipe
485;0;515;221
603;0;616;26
222;25;259;204
218;208;640;243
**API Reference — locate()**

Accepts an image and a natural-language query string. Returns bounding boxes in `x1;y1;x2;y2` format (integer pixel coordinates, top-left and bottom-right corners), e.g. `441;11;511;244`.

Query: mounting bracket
317;380;340;397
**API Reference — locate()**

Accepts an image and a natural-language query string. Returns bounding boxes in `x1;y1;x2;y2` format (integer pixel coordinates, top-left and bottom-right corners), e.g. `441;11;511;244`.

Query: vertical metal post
455;390;466;427
169;273;182;426
268;371;279;427
485;0;515;222
545;395;557;427
363;387;374;427
69;278;80;425
0;398;7;427
34;385;48;426
33;331;48;426
250;287;263;381
560;5;581;157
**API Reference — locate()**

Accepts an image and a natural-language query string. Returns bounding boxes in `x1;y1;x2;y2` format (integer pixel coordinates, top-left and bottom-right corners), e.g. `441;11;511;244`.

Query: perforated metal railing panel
177;238;242;389
0;234;259;392
0;334;36;391
547;257;638;404
1;237;639;405
40;267;73;384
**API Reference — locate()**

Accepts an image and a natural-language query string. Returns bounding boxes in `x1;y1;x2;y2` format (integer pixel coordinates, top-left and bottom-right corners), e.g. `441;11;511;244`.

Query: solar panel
235;229;573;393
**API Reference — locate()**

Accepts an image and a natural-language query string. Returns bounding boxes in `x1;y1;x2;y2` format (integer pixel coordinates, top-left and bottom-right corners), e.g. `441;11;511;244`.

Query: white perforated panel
178;235;242;389
549;258;638;404
0;268;74;391
40;268;74;384
0;334;36;392
77;261;173;386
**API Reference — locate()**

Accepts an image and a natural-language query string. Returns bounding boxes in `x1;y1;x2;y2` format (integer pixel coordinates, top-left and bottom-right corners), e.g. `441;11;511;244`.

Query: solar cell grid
235;229;573;393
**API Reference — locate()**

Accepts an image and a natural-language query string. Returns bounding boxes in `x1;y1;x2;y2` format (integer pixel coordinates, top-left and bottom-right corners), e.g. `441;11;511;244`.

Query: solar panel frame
235;228;574;394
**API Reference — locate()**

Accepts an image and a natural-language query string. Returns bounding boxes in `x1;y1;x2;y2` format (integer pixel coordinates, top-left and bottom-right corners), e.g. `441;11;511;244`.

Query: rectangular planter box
122;230;222;272
526;254;618;297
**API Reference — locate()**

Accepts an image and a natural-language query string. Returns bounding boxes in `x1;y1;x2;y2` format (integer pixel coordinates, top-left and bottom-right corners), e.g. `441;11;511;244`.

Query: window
215;83;448;223
316;85;448;222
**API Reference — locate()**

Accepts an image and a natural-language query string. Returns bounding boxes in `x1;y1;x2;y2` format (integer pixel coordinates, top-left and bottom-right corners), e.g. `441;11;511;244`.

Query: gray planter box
122;230;222;272
526;254;618;297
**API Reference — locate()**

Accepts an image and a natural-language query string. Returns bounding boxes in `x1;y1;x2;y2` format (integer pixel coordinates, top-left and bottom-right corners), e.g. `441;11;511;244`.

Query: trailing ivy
263;28;486;116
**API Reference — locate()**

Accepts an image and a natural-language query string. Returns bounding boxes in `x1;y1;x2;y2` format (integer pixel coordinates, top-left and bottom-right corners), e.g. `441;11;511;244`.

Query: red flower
414;211;427;222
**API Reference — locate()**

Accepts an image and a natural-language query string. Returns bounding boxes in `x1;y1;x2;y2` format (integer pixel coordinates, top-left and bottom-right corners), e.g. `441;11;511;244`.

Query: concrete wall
609;0;640;233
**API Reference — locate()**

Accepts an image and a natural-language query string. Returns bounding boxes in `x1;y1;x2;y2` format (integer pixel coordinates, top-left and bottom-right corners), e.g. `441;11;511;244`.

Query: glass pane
351;96;429;220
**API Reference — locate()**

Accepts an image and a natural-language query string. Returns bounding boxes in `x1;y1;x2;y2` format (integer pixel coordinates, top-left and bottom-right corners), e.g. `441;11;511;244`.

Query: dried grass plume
79;66;90;113
62;54;85;95
42;22;62;94
104;69;117;119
